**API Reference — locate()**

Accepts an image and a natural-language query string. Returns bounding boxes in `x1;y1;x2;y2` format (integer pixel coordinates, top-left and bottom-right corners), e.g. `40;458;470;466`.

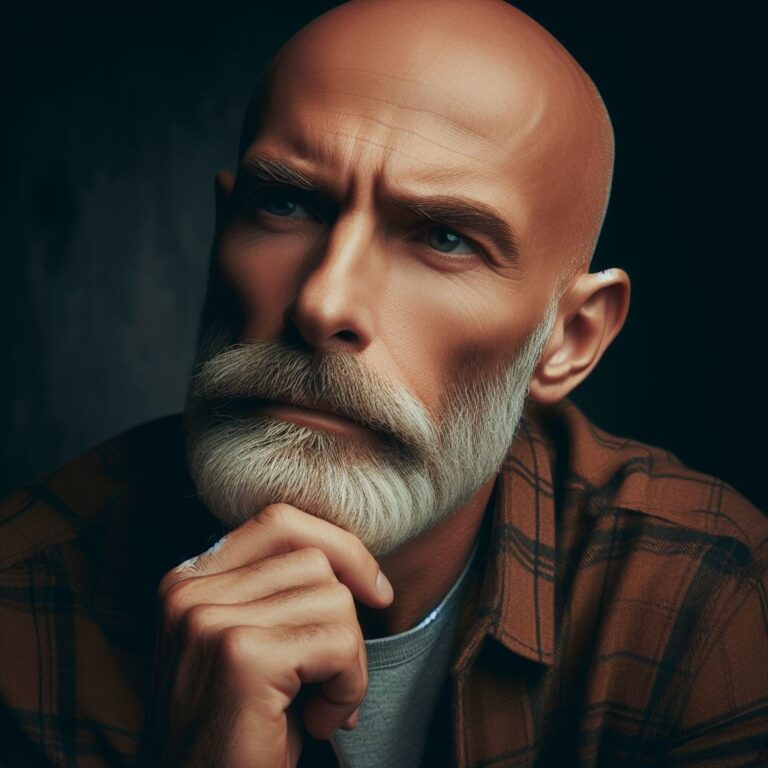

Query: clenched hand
145;503;394;767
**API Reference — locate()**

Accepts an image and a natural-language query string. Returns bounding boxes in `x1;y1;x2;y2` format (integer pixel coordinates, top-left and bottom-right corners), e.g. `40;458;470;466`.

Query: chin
185;411;451;556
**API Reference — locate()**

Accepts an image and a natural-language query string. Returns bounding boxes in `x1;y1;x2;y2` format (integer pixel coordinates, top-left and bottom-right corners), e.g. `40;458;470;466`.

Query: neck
357;475;497;638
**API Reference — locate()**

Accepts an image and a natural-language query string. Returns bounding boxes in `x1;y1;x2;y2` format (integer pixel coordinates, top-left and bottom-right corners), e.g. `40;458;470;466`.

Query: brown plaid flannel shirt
1;400;766;767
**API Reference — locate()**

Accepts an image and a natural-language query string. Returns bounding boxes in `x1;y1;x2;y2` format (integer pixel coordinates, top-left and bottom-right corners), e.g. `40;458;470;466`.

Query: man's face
184;40;567;554
220;58;565;400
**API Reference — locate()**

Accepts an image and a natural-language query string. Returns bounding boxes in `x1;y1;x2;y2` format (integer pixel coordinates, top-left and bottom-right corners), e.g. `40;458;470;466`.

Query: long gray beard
183;302;556;555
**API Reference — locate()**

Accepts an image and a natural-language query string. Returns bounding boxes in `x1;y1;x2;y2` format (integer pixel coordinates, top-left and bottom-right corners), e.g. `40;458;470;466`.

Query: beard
183;303;557;556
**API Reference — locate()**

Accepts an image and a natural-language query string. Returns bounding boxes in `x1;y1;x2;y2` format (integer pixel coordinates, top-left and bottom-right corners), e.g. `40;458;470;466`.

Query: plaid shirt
1;400;766;767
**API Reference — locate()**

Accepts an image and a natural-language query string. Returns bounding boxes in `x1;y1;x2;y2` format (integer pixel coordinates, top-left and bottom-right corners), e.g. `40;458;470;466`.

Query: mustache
189;340;439;450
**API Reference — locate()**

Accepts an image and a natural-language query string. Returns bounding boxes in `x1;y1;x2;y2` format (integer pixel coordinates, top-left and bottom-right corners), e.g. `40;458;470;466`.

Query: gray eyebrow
240;155;319;190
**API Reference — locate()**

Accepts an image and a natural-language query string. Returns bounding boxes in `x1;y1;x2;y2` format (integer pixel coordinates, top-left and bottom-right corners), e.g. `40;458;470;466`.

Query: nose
284;214;377;353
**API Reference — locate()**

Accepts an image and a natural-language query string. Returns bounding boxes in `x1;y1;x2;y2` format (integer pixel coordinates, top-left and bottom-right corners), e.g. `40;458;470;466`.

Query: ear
529;268;631;404
214;170;236;233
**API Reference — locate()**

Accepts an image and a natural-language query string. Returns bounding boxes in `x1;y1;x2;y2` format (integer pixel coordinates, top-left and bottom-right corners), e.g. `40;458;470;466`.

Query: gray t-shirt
330;543;479;768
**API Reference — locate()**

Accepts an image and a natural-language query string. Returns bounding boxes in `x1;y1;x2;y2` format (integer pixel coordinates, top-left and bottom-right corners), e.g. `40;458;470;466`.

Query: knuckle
217;626;256;669
332;623;361;661
161;581;193;626
301;546;333;577
181;603;216;640
157;571;182;602
258;503;294;528
325;581;355;614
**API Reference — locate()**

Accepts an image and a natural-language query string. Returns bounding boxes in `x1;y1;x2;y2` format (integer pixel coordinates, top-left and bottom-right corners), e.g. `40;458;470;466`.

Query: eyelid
235;182;333;222
436;225;505;266
415;222;485;261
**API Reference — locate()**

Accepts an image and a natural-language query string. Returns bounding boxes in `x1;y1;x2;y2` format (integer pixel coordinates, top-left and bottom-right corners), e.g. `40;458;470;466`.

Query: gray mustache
190;340;439;450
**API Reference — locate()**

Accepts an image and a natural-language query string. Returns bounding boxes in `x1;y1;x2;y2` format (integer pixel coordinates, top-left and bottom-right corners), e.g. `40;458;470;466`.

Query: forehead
250;61;546;221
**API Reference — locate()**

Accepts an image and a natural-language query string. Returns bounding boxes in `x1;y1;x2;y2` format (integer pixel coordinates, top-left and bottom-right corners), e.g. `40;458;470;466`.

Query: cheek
216;231;307;339
380;268;543;414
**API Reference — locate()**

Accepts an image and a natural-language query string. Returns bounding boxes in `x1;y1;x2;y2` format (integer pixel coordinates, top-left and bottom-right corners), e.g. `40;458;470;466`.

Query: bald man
1;2;766;767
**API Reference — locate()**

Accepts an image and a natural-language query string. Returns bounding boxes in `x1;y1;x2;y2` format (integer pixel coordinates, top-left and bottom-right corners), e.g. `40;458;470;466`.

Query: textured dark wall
1;2;765;511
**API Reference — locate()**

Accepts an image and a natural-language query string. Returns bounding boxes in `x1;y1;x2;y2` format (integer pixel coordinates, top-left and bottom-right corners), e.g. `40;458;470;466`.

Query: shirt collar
454;404;556;670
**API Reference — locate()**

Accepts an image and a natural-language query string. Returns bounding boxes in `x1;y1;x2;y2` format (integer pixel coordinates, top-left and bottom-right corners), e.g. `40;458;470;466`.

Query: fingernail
376;570;394;602
342;708;360;730
175;555;199;573
205;535;227;556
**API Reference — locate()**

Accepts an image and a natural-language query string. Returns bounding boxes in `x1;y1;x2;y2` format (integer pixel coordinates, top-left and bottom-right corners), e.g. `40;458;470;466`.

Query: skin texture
152;1;631;765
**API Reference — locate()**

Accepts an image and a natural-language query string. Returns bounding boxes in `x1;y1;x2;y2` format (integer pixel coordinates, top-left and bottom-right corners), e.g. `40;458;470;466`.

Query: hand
145;503;394;768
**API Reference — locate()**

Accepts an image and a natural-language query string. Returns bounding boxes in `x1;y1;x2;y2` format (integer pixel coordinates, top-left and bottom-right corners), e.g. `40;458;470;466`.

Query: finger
288;625;367;740
339;706;361;731
158;533;232;600
214;624;367;739
176;582;363;643
161;547;338;621
187;504;394;608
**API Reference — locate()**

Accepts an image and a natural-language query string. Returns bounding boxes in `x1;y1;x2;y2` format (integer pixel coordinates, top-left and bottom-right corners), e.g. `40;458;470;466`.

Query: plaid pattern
0;400;766;767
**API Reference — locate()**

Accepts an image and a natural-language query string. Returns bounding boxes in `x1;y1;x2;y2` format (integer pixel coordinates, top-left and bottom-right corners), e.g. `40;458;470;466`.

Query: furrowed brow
238;155;520;263
391;193;520;263
239;155;319;191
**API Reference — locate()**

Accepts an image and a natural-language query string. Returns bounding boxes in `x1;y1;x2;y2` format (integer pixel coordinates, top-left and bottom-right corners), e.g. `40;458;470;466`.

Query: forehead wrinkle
242;150;511;212
297;88;504;151
309;126;453;171
243;132;451;204
304;106;501;168
306;65;436;89
243;147;473;196
280;51;552;142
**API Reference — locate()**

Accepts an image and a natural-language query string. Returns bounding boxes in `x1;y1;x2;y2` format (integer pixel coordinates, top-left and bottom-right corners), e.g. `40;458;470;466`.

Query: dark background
1;1;765;511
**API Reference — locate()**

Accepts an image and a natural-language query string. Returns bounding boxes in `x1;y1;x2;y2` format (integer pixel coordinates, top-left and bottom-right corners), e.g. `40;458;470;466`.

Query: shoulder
529;401;768;742
0;414;186;570
533;399;767;668
533;398;766;552
0;416;189;763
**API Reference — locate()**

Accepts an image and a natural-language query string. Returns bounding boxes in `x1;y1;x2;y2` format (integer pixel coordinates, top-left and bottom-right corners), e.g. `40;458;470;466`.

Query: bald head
241;0;614;281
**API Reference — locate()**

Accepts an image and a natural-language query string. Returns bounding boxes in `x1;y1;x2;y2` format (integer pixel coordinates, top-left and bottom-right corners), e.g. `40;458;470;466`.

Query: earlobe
529;268;631;404
214;170;236;233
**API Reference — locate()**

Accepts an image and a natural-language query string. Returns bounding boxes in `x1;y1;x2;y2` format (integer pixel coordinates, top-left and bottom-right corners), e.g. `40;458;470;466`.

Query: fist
144;503;394;767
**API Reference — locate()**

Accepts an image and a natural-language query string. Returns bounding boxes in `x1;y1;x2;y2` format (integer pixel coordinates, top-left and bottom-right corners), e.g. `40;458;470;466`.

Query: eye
426;225;474;255
259;190;313;219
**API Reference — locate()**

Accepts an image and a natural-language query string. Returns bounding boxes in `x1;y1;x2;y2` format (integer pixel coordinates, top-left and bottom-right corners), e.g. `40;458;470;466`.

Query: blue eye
260;192;312;218
427;225;473;254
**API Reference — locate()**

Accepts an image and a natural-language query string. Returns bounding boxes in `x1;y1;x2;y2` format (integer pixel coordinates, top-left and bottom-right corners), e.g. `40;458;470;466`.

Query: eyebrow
240;155;319;191
386;193;520;263
239;154;520;263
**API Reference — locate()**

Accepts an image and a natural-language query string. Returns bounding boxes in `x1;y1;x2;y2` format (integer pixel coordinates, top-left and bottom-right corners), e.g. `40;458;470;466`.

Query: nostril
336;330;358;343
283;294;370;351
